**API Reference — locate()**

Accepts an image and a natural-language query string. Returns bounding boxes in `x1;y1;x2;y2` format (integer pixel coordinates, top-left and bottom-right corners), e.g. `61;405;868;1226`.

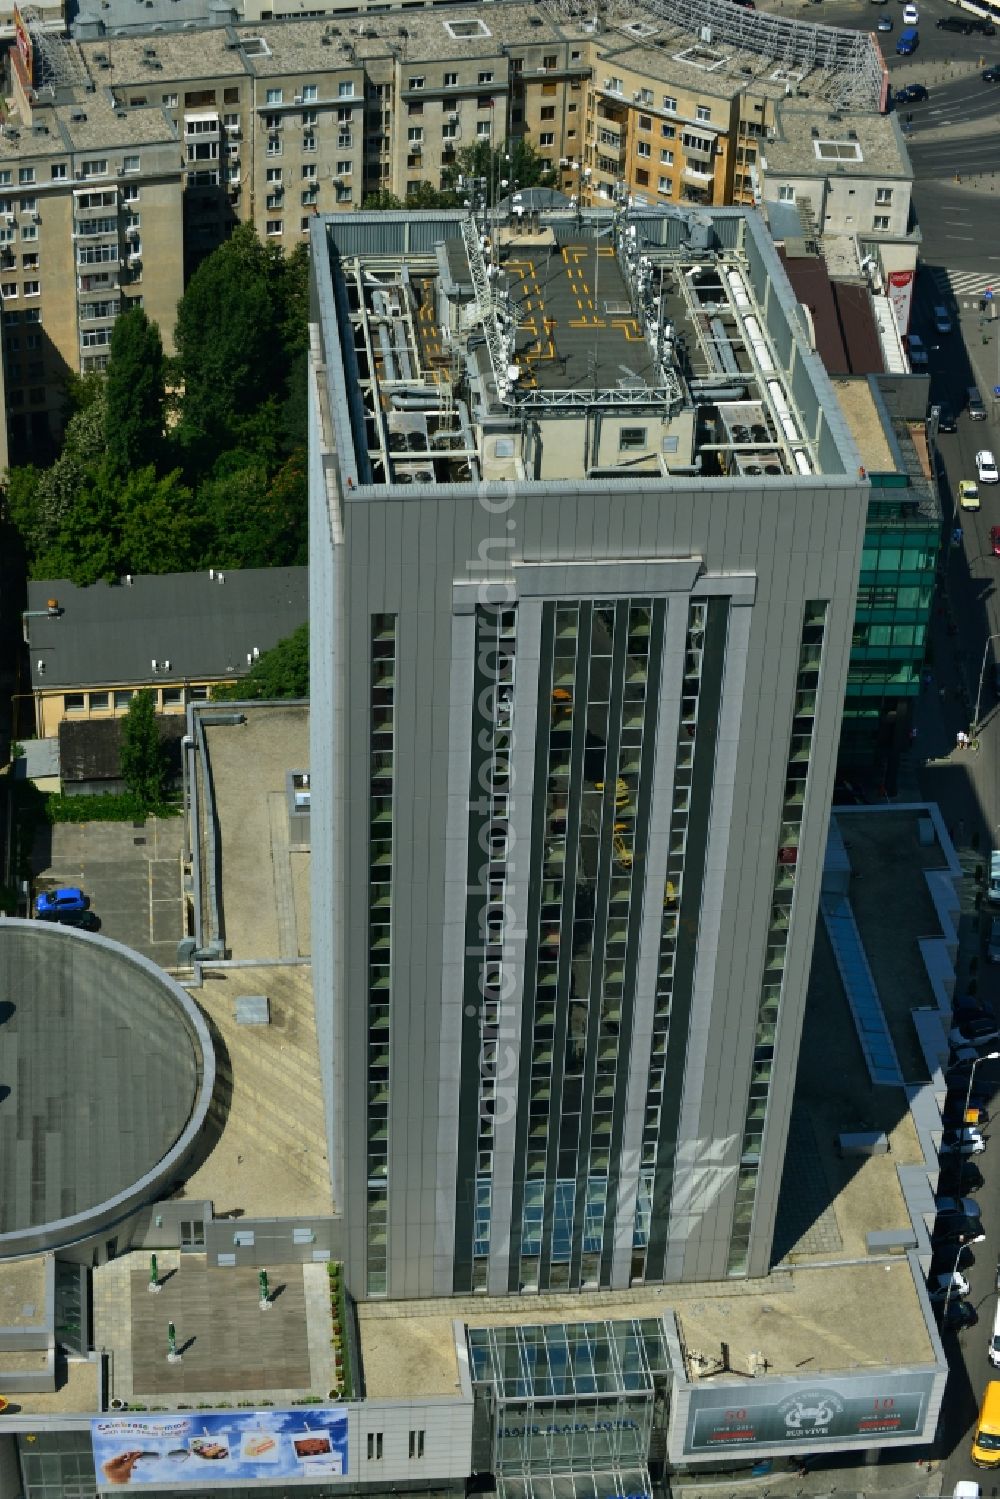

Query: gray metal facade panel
664;602;752;1283
487;596;543;1297
435;611;477;1295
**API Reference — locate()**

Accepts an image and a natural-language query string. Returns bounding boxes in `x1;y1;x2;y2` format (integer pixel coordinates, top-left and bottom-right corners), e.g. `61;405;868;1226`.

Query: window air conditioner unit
448;111;459;122
294;94;303;104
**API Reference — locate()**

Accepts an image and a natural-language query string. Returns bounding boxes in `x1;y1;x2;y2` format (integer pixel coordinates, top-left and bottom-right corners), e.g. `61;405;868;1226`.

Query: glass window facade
630;600;705;1284
454;601;518;1292
841;512;938;760
367;612;396;1296
510;599;664;1295
726;601;827;1276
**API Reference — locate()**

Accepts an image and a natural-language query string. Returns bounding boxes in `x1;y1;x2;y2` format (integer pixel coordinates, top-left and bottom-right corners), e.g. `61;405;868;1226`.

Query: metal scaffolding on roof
19;7;88;90
545;0;886;113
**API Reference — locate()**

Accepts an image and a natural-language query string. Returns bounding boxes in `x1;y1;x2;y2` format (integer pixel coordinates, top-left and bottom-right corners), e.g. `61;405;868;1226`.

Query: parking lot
32;815;186;966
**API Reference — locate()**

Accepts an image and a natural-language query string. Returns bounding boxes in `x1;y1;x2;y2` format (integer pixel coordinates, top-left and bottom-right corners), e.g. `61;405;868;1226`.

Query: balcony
682;162;714;183
79;302;120;323
77;271;119;294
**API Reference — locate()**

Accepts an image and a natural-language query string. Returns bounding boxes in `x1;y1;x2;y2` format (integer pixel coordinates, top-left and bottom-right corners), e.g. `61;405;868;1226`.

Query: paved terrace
94;1251;336;1408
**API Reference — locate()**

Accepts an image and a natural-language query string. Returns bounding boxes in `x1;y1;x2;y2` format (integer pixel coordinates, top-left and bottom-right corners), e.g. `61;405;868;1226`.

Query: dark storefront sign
682;1373;935;1453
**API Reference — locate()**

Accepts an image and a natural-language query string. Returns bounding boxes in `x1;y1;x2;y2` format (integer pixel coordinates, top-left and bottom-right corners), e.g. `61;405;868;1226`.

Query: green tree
173;224;284;464
106;306;166;478
2;464;42;554
30;386;110;555
444;138;555;205
120;689;168;811
118;466;200;575
213;623;309;700
362;189;405;209
32;463;199;585
363;183;459;210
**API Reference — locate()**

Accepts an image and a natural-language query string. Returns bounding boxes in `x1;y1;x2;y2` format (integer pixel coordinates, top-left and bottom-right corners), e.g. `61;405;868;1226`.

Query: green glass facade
840;482;940;767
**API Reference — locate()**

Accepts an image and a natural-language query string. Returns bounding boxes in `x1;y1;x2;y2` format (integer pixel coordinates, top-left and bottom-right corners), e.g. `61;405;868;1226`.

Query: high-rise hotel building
308;203;868;1300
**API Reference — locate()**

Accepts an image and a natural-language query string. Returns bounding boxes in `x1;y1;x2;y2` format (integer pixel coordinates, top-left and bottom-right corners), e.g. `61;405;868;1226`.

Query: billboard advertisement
92;1406;347;1489
887;269;915;336
682;1372;935;1454
12;5;32;86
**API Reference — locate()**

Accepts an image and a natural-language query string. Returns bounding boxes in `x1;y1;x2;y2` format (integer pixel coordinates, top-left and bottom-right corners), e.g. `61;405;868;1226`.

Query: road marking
948;234;976;240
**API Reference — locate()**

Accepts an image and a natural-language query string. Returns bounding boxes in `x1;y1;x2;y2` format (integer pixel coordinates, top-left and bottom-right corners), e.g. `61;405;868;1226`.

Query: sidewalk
669;1455;943;1499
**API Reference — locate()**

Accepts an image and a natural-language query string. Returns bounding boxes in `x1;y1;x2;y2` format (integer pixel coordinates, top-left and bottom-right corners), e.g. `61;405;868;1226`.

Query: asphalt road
889;274;1000;1478
774;0;1000;1477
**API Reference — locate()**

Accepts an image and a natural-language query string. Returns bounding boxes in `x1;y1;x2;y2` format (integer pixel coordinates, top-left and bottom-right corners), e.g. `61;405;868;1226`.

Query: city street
888;277;1000;1479
776;0;1000;1473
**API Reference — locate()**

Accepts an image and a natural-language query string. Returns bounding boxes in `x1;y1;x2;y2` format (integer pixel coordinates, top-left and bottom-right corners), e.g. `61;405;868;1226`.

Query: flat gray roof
0;922;214;1256
27;567;308;690
762;103;912;183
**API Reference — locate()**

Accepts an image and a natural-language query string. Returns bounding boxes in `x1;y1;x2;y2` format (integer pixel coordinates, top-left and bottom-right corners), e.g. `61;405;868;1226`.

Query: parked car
934;1210;986;1242
939;1159;986;1195
960;479;982;511
878;13;893;27
35;886;89;918
954;994;994;1019
978;449;999;483
929;1269;972;1299
951;1017;1000;1047
941;1298;978;1329
931;1243;978;1275
936;1194;983;1219
990;1308;1000;1367
907;332;929;367
984;64;1000;81
897;82;929;101
940;1127;987;1155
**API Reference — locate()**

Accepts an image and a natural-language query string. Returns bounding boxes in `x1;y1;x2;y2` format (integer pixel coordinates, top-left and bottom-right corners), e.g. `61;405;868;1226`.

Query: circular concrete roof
0;921;214;1257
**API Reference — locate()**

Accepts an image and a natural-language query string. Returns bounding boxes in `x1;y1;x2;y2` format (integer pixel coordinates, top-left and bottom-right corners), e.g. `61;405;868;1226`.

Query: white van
990;1307;1000;1367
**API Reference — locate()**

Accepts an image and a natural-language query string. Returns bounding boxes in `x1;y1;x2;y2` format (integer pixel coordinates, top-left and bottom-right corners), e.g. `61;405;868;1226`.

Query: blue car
35;886;89;918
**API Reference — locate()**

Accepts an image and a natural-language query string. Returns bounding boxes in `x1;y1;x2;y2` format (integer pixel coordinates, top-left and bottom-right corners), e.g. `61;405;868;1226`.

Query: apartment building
1;1;897;459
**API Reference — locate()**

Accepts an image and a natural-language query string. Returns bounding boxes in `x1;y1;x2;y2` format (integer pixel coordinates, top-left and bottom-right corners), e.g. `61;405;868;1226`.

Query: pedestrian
939;685;947;702
957;729;969;750
923;668;933;689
